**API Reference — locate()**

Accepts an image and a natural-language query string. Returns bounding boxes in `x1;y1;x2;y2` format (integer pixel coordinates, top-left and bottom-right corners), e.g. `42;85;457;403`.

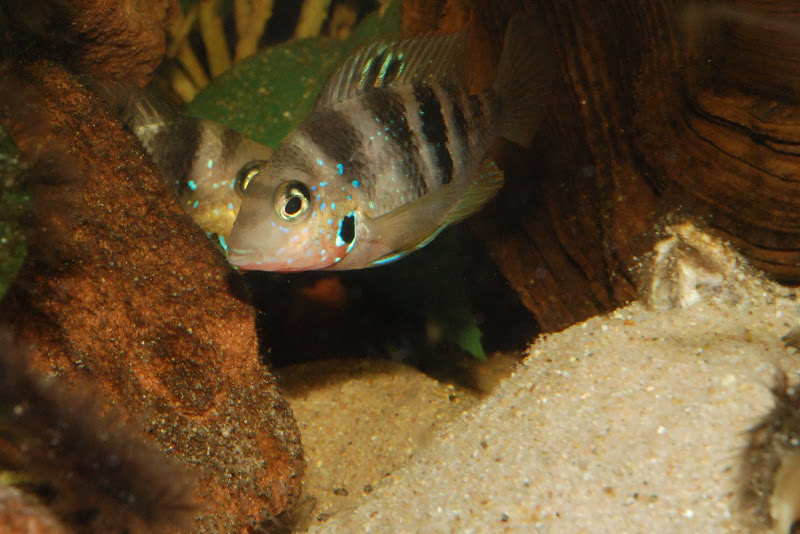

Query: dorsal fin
314;28;468;110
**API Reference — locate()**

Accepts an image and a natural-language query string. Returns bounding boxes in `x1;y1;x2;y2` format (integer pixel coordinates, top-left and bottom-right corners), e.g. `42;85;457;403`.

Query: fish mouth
226;249;321;272
226;248;260;270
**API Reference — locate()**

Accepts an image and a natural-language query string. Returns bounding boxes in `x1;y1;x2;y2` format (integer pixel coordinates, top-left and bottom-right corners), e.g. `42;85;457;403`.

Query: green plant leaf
185;1;402;147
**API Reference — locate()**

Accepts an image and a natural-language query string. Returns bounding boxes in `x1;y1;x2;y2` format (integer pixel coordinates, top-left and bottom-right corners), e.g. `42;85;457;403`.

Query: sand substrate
285;281;800;533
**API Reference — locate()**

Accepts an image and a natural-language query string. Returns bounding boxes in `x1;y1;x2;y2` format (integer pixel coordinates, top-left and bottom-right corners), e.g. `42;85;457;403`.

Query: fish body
99;84;273;239
227;13;553;271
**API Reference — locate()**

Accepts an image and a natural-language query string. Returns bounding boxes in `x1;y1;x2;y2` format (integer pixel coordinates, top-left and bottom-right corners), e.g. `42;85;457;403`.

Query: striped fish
98;83;272;240
227;12;553;271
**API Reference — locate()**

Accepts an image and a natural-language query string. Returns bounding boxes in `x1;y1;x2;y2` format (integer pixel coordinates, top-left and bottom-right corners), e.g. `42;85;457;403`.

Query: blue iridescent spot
320;182;328;187
320;202;326;211
187;180;198;191
316;194;321;201
316;158;324;166
227;203;234;210
336;163;344;175
331;202;336;210
207;159;214;169
352;180;360;188
311;185;317;191
346;195;352;200
212;182;219;189
192;200;199;208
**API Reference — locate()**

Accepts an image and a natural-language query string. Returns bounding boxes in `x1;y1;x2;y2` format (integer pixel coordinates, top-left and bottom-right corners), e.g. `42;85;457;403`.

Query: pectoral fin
441;159;504;225
367;159;504;266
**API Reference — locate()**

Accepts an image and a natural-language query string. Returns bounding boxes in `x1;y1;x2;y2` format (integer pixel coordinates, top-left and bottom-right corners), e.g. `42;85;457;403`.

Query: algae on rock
0;127;29;300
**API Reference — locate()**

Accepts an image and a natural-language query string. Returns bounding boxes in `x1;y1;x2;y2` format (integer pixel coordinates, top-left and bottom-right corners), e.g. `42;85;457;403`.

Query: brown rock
0;0;177;85
0;61;303;532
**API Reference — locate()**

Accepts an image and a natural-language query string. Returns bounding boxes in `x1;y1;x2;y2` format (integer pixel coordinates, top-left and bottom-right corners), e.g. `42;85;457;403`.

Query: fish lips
226;246;339;272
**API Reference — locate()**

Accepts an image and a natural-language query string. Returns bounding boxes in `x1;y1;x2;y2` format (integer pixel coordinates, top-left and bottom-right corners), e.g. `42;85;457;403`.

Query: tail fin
494;12;555;148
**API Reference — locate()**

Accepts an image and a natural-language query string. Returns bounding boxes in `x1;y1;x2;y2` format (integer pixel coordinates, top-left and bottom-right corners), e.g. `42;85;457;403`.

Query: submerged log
408;0;800;331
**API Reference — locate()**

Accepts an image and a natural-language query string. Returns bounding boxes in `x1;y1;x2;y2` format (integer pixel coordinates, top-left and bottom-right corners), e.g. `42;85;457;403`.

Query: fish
227;12;553;271
96;82;273;241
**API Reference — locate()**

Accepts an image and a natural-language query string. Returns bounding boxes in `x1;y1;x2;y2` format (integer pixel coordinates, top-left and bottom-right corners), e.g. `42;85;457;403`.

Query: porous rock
0;61;303;532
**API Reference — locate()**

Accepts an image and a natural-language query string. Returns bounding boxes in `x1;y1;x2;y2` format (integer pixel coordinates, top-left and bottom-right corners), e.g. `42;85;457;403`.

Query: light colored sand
280;359;480;521
300;289;800;533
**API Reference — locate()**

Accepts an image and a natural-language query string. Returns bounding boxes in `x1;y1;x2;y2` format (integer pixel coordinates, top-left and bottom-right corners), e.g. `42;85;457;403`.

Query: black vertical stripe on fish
221;127;242;162
471;88;500;127
412;82;454;185
297;109;371;192
466;93;484;124
271;144;318;182
152;116;202;193
464;91;496;153
361;89;426;196
440;83;469;158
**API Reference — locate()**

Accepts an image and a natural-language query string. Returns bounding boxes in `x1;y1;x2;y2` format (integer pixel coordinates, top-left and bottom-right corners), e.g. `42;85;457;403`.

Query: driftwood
407;0;800;331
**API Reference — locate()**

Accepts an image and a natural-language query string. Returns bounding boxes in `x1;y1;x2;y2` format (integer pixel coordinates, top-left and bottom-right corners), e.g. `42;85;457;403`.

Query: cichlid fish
227;12;553;271
98;83;273;240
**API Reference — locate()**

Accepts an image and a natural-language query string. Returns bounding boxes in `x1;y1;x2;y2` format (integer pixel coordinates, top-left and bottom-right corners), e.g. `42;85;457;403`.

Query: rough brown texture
406;0;800;332
0;327;196;533
0;0;177;85
0;61;303;532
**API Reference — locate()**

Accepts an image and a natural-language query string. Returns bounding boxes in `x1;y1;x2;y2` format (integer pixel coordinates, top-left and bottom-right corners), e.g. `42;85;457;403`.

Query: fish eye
274;181;311;221
235;160;267;194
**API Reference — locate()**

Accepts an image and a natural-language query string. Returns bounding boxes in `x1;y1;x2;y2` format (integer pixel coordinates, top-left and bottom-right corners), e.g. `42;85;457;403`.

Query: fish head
178;132;273;239
227;157;361;272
